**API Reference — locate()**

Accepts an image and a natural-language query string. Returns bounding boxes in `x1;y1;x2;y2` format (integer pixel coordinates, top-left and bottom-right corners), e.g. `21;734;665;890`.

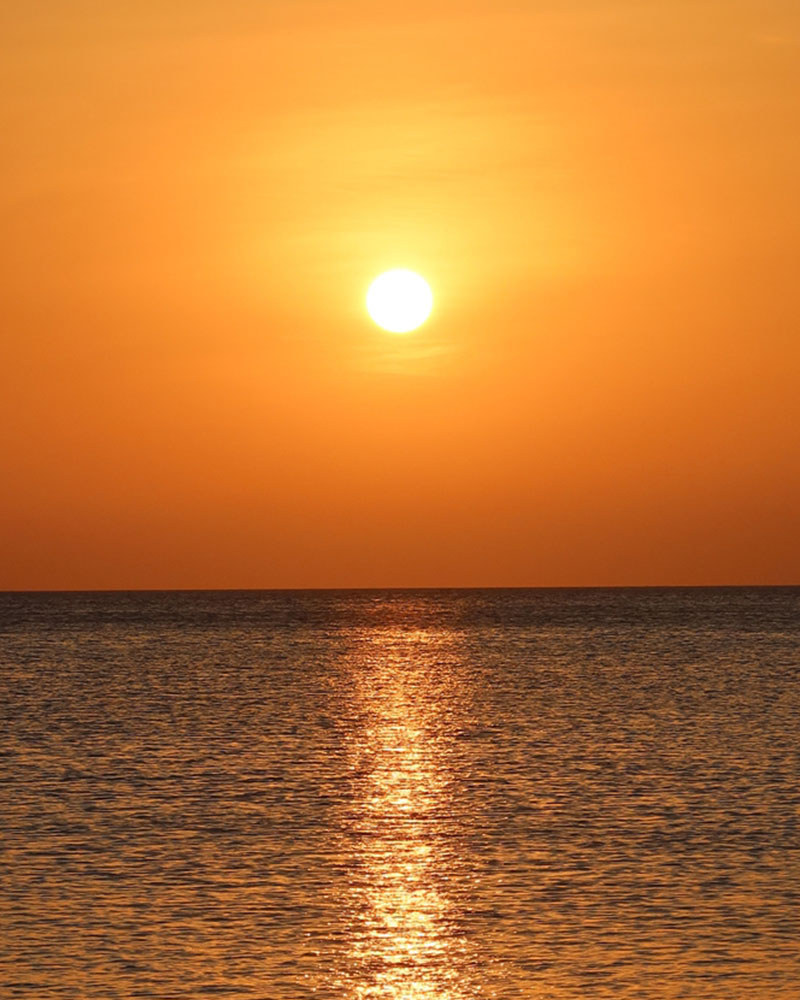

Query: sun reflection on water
340;627;477;1000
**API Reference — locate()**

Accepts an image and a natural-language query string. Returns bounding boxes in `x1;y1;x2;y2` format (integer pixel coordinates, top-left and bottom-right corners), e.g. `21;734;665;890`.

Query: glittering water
1;588;798;999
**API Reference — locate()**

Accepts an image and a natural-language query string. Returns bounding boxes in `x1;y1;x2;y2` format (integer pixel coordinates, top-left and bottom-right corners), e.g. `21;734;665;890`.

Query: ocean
1;587;798;999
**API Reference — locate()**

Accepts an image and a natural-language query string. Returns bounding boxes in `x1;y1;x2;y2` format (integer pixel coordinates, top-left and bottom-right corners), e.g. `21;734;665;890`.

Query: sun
366;269;433;333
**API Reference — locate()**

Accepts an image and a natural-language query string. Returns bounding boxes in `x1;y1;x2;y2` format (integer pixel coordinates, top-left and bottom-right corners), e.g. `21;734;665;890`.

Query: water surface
1;588;798;998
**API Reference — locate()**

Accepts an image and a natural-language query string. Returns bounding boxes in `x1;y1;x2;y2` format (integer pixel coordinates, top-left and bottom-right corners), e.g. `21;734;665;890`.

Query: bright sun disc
366;269;433;333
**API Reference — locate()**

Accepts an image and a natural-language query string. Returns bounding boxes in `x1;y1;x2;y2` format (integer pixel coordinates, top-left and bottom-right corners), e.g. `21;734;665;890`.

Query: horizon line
2;583;798;595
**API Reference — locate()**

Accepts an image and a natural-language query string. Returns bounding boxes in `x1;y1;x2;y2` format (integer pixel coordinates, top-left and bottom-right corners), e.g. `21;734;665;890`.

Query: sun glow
366;270;433;333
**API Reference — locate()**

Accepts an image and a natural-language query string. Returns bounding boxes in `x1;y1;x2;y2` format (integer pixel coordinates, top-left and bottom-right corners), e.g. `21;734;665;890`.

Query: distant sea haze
1;587;798;999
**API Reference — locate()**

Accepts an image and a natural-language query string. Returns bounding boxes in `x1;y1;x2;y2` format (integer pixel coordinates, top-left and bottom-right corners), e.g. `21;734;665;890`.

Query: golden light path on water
336;626;480;999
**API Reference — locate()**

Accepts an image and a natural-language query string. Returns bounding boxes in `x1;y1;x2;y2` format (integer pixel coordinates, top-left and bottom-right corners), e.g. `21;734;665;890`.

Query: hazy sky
2;0;799;588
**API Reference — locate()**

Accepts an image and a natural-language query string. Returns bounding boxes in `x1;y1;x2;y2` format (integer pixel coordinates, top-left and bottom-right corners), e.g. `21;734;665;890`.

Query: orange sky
2;0;799;589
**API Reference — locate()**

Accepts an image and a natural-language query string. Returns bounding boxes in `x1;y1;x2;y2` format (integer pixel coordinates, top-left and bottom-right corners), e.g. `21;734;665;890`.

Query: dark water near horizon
1;587;798;999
